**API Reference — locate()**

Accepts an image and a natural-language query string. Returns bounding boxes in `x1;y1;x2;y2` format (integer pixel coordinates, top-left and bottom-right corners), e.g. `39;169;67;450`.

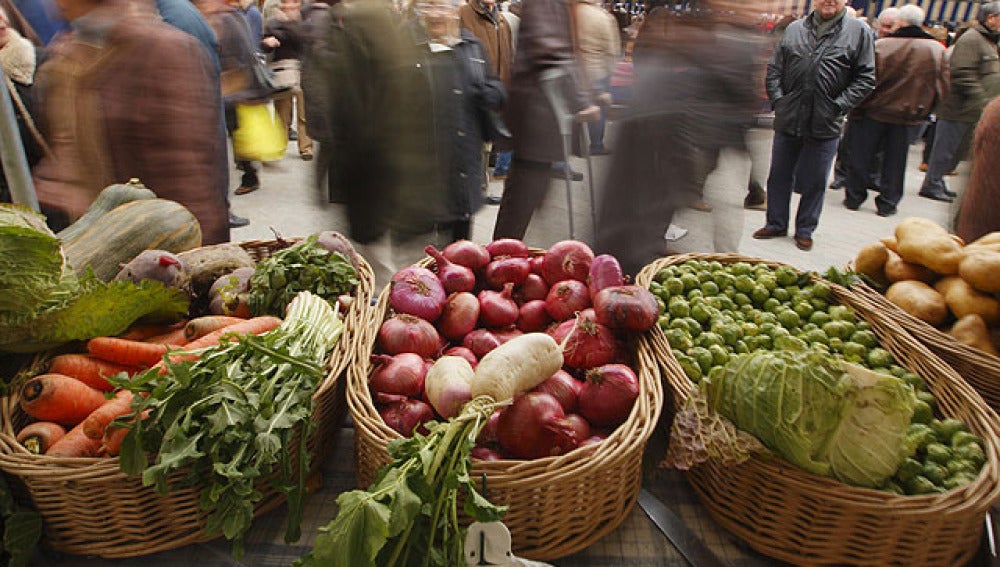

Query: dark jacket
854;27;946;125
958;95;1000;243
766;10;876;139
401;29;506;230
264;15;308;61
937;24;1000;123
301;3;332;142
505;0;590;162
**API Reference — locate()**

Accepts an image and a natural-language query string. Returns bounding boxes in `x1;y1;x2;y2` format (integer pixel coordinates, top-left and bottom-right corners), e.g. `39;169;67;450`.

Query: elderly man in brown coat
34;0;229;243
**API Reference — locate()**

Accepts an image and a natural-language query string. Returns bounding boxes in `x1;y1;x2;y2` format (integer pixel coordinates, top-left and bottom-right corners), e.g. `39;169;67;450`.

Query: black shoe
876;209;897;217
829;181;845;190
228;213;250;228
945;189;957;198
843;200;860;211
288;129;298;141
919;191;954;203
485;195;502;205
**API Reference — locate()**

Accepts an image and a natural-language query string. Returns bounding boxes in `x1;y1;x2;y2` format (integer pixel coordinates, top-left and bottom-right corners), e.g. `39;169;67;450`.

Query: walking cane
538;68;577;240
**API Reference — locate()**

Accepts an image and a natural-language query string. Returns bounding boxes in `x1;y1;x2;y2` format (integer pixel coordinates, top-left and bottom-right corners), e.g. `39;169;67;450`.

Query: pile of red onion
371;239;657;461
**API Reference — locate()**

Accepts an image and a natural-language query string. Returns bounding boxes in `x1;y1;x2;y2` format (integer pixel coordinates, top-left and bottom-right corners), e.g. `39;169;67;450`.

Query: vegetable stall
2;195;1000;566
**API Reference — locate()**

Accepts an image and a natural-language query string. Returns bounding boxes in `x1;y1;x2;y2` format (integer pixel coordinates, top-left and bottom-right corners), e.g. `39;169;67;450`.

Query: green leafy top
248;235;358;317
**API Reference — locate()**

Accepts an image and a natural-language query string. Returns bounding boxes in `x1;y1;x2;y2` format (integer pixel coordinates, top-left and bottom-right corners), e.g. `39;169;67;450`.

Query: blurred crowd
0;0;999;284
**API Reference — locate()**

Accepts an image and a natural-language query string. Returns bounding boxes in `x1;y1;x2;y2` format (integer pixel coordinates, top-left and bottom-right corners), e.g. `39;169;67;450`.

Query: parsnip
470;333;565;402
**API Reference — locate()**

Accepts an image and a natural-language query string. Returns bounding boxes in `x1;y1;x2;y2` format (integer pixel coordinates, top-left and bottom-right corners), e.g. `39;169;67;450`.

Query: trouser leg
764;131;802;234
844;116;881;207
874;123;910;213
294;87;313;155
792;136;839;239
921;119;969;195
493;159;552;240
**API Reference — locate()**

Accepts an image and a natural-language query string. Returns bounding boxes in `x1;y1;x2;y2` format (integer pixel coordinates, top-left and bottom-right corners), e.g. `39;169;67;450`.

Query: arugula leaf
310;491;391;567
248;235;358;317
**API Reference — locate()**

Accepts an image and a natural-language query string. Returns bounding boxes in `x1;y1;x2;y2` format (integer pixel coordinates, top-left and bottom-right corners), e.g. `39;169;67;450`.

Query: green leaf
309;491;391;567
384;470;422;538
462;486;507;524
142;431;205;492
3;509;42;567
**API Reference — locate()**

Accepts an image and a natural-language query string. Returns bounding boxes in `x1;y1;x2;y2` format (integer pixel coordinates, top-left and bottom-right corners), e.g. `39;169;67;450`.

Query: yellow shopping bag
232;102;287;162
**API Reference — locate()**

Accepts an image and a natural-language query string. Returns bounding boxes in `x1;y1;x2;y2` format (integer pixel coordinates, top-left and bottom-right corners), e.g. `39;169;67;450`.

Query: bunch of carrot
16;315;282;458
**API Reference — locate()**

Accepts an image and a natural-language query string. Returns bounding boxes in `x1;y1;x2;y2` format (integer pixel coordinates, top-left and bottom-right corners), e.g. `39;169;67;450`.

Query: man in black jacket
753;0;875;251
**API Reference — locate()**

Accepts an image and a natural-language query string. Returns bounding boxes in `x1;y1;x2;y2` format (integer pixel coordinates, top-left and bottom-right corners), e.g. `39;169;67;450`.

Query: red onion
588;254;624;297
578;308;597;323
390;267;447;321
484;257;531;289
533;370;583;413
517;300;552;332
593;285;659;333
549;318;620;369
437;292;480;341
478;409;502;444
443;346;478;367
369;353;427;398
443;240;490;270
471;447;504;461
517;274;549;302
529;255;545;276
544;280;591;322
542;240;594;285
580;434;607;448
374;392;409;405
425;245;476;293
479;283;519;328
486;238;529;258
493;327;524;344
463;329;501;358
580;364;640;427
380;399;435;437
496;392;579;459
563;414;592;443
378;314;440;358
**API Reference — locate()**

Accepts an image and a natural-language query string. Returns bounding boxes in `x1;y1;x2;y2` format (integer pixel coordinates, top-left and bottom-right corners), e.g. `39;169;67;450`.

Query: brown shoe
753;227;787;239
918;163;928;172
794;235;813;251
234;184;260;196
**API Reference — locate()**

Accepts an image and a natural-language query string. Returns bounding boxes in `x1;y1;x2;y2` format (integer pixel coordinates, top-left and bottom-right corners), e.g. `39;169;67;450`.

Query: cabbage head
701;349;916;488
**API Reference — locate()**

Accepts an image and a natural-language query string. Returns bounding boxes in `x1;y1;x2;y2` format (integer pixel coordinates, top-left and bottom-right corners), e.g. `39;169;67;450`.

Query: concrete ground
229;124;962;279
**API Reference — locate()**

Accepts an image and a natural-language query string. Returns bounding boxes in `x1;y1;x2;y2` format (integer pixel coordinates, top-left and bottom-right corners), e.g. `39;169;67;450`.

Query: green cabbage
700;349;916;488
0;204;188;354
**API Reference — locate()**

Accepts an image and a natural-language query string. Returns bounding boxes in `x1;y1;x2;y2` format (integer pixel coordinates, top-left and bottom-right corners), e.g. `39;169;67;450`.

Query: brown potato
967;232;1000;250
950;314;1000;356
938;277;1000;326
895;217;963;275
934;276;965;298
959;250;1000;293
854;242;889;283
885;280;949;326
880;236;899;253
884;251;938;284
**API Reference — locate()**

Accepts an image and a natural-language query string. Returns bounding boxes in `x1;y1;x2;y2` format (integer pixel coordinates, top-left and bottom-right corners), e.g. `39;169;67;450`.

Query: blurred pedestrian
10;0;65;45
264;0;314;160
957;95;1000;242
843;4;945;217
575;0;619;155
919;2;1000;203
753;0;875;252
491;0;599;241
0;1;45;204
33;0;229;242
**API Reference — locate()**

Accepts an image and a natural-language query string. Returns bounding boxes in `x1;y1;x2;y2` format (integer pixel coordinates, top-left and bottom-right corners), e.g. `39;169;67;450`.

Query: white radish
425;356;474;418
469;333;565;403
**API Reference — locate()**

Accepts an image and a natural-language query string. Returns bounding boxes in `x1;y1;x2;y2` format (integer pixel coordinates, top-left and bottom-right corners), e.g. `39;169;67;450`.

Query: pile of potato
854;218;1000;357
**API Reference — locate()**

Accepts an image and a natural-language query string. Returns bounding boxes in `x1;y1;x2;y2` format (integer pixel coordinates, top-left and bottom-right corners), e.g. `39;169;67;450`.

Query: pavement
229;125;962;279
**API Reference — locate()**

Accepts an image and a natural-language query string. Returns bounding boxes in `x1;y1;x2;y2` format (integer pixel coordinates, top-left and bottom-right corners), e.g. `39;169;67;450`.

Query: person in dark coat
957;95;1000;243
491;0;599;241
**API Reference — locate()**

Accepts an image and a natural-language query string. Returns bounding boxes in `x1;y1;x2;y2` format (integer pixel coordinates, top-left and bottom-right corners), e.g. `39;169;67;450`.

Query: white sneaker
664;223;688;242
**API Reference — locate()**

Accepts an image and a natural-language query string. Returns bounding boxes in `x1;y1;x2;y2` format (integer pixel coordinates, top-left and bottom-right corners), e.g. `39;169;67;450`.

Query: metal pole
0;70;39;211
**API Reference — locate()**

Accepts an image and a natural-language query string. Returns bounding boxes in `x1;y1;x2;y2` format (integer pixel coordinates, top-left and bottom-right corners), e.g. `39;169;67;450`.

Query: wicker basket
850;279;1000;411
347;251;664;561
636;253;1000;567
0;239;373;558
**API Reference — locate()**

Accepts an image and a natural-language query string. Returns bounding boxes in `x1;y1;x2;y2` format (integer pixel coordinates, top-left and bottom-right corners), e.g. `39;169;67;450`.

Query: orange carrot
155;316;283;370
183;316;245;342
101;409;149;457
16;422;67;455
82;390;135;440
87;337;173;368
144;328;189;346
119;322;184;341
48;354;139;391
45;422;103;458
20;374;108;426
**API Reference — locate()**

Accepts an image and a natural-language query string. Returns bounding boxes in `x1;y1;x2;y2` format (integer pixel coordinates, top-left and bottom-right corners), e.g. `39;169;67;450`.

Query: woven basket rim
0;237;373;470
347;249;664;473
635;252;1000;510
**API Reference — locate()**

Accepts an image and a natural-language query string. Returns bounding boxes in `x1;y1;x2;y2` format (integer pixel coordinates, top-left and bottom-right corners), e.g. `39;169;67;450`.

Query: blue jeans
765;132;839;239
493;150;513;176
844;116;910;214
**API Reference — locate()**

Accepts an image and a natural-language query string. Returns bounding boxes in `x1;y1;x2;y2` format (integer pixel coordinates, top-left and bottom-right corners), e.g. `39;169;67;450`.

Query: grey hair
898;4;925;26
980;1;1000;24
878;6;899;25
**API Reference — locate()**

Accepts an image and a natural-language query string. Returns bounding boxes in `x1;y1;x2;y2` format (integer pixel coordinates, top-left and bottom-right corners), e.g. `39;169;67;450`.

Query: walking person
263;0;314;160
575;0;619;155
919;2;1000;203
842;4;945;217
753;0;875;251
